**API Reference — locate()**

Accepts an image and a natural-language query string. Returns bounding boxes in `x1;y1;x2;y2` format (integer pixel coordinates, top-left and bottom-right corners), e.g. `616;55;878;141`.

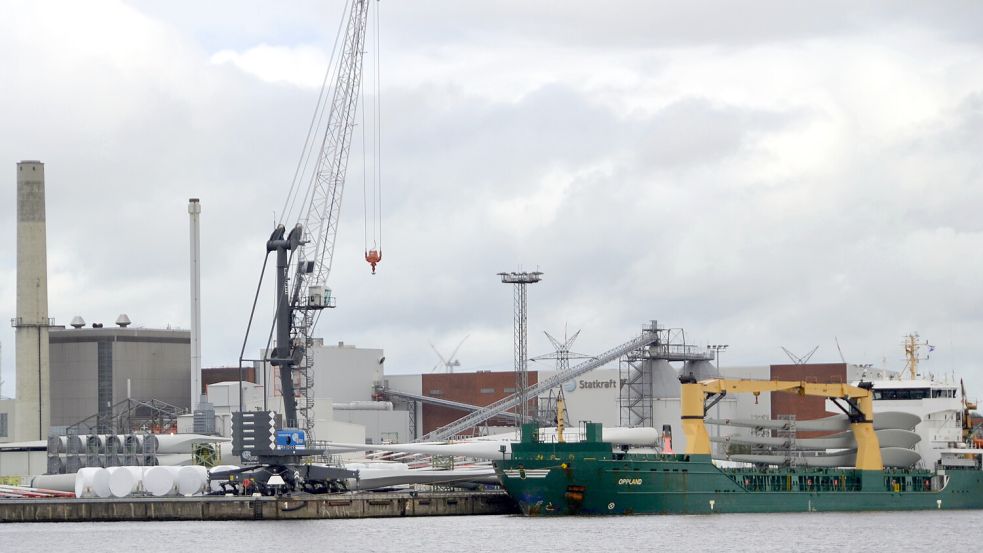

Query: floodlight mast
498;271;543;422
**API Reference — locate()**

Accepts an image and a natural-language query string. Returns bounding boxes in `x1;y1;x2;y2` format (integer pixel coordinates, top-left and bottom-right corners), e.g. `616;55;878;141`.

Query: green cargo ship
493;378;983;515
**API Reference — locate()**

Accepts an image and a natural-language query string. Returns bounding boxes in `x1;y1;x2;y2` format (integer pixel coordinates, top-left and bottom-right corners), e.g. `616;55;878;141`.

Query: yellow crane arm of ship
680;377;884;471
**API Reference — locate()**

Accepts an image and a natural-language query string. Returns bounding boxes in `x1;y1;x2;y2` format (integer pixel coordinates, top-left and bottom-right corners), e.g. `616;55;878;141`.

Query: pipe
332;401;393;411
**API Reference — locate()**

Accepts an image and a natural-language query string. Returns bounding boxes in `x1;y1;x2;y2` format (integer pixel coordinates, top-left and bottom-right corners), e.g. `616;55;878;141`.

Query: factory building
419;371;540;435
0;399;14;443
250;341;411;444
48;319;191;431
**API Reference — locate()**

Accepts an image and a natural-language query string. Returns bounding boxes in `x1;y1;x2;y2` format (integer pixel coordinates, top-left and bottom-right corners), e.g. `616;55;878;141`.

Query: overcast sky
2;1;982;399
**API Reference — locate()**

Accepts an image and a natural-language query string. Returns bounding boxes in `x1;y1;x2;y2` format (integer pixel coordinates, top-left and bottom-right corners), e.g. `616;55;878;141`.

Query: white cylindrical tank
92;468;112;498
109;466;144;498
74;467;111;498
176;466;208;496
143;466;180;497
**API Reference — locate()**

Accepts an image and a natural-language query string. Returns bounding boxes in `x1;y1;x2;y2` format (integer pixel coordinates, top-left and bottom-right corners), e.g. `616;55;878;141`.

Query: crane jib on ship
223;0;381;496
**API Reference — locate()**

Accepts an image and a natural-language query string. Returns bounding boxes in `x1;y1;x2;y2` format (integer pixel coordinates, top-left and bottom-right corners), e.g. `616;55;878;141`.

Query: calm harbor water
3;511;983;552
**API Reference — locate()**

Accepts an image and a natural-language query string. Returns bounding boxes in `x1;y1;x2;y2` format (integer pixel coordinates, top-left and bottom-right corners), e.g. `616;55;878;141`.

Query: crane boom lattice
266;0;372;436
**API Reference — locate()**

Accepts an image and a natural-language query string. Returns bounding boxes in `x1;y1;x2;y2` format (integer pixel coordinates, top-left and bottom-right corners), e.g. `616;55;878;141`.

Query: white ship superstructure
864;377;963;468
858;333;967;469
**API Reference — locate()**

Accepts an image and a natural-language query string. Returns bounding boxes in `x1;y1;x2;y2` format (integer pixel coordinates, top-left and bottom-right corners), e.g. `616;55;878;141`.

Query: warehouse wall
770;362;847;437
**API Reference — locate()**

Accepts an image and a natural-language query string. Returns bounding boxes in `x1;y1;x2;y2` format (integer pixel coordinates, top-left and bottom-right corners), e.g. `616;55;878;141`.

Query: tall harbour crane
227;0;378;494
270;0;372;434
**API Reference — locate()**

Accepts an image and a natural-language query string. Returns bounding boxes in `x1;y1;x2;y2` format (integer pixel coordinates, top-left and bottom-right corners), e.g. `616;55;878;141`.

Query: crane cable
375;1;382;257
237;252;270;411
362;0;383;273
280;1;350;228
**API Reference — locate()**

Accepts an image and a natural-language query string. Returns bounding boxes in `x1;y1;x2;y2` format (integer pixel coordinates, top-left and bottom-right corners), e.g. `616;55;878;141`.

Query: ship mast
902;333;933;380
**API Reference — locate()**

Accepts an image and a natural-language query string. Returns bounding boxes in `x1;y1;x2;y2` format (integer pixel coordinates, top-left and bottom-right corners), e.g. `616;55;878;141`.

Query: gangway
418;323;661;441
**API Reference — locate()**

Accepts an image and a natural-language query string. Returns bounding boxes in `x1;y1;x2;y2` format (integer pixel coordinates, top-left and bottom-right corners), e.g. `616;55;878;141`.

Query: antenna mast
903;332;933;379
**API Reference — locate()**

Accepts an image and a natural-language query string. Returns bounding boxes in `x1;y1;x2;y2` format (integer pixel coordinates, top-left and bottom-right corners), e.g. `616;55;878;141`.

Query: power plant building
48;320;191;431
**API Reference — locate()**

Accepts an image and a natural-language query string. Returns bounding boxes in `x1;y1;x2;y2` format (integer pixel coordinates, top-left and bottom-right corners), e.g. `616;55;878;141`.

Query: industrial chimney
188;198;202;414
14;160;52;441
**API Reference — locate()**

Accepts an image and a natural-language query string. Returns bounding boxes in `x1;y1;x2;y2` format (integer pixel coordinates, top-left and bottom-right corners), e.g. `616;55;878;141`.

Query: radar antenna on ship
903;333;933;379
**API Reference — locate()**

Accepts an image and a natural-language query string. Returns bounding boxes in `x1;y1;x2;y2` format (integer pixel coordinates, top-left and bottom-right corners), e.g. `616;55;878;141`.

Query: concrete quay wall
0;490;517;522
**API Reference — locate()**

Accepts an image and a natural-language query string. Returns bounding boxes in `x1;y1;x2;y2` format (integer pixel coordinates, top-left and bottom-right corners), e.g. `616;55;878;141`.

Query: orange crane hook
365;249;382;274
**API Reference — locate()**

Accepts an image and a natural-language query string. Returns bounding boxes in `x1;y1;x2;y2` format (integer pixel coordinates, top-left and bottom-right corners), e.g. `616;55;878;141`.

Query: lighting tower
707;344;729;370
498;270;542;422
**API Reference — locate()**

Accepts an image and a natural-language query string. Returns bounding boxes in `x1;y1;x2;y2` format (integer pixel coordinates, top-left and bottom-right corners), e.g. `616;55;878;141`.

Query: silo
13;161;51;441
623;359;678;427
682;359;719;382
650;359;680;398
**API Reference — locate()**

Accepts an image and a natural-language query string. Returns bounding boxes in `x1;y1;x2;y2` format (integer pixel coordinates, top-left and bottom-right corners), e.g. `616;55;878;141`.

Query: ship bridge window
874;388;929;400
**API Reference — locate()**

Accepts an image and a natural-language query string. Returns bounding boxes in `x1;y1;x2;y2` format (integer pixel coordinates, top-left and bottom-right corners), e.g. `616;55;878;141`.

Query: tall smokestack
14;160;51;441
188;198;202;413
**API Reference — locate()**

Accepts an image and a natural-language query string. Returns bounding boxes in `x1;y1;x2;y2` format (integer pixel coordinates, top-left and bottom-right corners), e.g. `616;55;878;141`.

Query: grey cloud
3;0;983;397
129;1;983;54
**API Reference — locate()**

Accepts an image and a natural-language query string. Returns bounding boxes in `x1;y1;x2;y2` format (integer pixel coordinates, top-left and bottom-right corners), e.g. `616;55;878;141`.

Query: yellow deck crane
680;376;884;471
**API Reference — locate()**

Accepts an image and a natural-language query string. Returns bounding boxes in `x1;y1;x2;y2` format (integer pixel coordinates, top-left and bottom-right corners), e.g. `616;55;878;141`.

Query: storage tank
682;359;719;382
143;466;179;496
176;466;208;496
650;359;680;398
108;466;143;498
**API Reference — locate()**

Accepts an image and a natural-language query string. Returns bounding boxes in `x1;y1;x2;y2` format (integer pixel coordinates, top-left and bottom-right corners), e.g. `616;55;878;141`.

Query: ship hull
494;449;983;516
